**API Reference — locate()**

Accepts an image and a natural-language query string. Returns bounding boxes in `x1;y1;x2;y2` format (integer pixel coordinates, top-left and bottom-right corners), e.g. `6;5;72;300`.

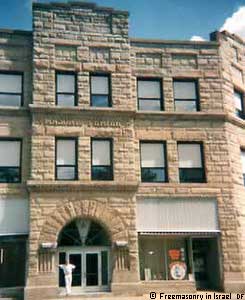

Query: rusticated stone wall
130;43;223;112
24;3;245;297
211;31;245;291
32;2;131;110
1;3;245;299
0;30;32;204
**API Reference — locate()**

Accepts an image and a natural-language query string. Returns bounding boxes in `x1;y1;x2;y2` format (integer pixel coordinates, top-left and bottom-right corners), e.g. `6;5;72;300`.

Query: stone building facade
0;2;245;300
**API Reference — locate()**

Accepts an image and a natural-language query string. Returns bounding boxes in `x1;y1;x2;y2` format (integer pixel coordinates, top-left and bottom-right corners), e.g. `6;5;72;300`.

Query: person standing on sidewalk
59;259;76;295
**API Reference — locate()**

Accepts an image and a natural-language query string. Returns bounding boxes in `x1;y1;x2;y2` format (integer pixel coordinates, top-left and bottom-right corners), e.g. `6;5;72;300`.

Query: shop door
0;239;26;288
192;238;220;290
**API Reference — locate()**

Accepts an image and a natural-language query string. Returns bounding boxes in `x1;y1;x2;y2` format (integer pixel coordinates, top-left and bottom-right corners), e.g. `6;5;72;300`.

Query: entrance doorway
59;247;110;292
58;218;111;294
192;237;221;290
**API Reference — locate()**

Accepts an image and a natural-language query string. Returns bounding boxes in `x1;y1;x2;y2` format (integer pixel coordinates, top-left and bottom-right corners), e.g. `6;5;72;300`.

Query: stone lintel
172;70;203;78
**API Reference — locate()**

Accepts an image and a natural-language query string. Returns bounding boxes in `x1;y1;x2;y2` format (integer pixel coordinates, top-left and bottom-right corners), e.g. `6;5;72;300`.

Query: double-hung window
234;89;244;118
178;142;205;183
173;80;199;111
0;72;23;106
56;72;76;106
0;139;21;183
91;139;113;180
241;149;245;186
137;79;162;111
56;138;77;180
90;74;111;107
140;142;167;182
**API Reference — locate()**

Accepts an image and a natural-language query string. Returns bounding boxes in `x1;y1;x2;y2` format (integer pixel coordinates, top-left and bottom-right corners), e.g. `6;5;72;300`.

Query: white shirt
59;264;75;276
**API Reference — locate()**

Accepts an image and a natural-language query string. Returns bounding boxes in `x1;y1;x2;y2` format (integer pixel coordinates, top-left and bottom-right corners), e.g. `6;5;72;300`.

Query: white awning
136;198;219;233
0;198;29;236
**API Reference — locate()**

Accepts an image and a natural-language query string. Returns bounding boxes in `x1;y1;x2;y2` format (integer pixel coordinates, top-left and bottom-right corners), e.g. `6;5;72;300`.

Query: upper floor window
90;74;111;107
140;142;167;182
91;139;113;180
178;142;205;183
233;47;239;63
0;72;23;106
241;149;245;186
173;80;199;111
56;138;77;180
137;79;162;111
0;139;21;183
234;89;244;118
56;72;76;106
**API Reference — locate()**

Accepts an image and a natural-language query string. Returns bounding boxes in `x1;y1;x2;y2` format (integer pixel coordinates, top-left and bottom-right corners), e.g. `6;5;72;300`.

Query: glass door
58;248;110;293
85;253;99;287
69;253;82;287
84;250;109;291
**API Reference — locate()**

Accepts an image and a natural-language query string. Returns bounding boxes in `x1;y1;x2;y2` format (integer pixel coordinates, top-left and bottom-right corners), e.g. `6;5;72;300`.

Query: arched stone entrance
33;200;133;297
39;200;128;245
58;218;112;294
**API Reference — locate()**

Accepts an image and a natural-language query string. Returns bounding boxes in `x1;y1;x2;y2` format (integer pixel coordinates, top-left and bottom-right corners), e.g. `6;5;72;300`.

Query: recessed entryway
192;237;221;290
58;218;111;294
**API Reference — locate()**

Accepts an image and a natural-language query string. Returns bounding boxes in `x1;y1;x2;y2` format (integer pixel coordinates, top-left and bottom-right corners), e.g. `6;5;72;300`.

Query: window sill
139;182;208;186
0;106;29;116
29;104;134;116
136;111;226;121
26;180;139;193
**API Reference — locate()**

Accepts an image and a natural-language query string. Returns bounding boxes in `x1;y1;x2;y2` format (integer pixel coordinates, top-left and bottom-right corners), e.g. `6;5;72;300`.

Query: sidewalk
52;292;242;300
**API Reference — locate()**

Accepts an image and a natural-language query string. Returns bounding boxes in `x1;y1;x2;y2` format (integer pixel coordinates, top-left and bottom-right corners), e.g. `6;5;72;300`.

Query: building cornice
26;180;139;193
33;2;129;16
211;30;245;46
130;38;219;48
0;28;32;36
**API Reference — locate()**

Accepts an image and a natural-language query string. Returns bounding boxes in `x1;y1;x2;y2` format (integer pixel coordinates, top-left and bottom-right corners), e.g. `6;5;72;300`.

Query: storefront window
138;235;189;281
166;238;188;280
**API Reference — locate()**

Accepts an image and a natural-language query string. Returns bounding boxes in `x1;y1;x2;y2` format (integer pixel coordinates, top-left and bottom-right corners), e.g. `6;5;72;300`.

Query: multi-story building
0;2;245;299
